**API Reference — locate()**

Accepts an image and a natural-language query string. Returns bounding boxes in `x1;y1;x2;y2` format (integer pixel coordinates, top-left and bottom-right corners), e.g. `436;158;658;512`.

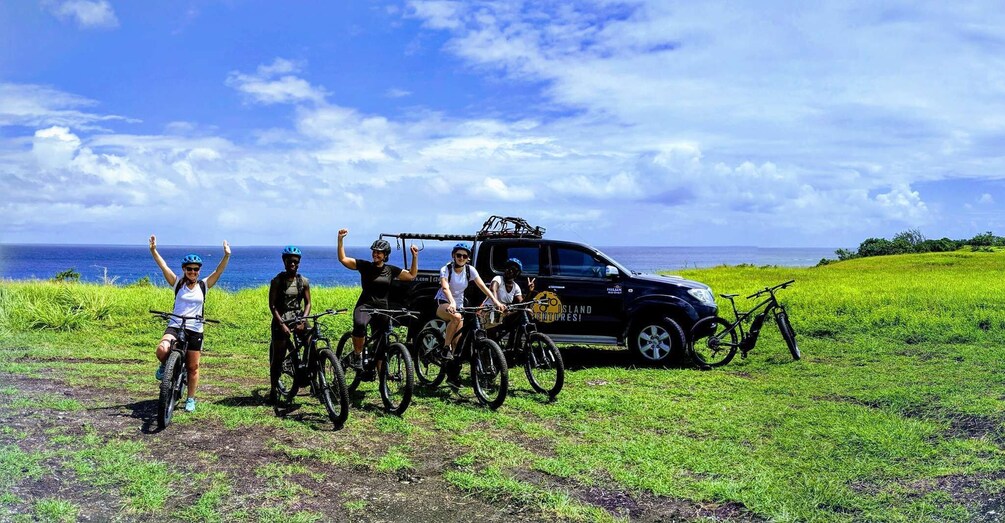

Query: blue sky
2;1;1004;248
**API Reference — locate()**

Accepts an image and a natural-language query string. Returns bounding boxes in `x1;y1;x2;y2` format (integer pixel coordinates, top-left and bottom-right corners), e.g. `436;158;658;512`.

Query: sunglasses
285;258;300;264
454;253;469;259
183;266;201;272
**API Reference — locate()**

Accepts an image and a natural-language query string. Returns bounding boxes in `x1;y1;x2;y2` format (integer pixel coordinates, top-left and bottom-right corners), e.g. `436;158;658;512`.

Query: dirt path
1;370;769;522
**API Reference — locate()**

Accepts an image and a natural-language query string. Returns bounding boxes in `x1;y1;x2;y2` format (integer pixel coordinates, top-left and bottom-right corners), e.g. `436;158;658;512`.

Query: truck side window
553;247;606;279
493;246;540;275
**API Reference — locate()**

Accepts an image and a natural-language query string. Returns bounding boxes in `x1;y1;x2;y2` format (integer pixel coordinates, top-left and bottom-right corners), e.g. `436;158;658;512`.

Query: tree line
826;230;1005;263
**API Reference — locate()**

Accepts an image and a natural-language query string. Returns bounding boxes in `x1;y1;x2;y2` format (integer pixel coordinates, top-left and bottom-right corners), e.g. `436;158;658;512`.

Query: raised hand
527;277;535;291
338;228;348;239
223;240;231;255
149;235;157;250
410;244;419;256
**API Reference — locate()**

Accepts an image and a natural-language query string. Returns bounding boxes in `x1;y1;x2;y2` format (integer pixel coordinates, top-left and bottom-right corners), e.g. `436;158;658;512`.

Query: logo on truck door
531;291;563;323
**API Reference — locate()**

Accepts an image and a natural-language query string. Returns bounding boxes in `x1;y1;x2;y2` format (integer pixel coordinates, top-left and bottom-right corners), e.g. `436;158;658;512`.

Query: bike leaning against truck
688;280;801;367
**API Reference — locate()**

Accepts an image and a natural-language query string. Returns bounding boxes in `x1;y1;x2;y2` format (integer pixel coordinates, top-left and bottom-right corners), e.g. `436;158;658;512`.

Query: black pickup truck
384;216;717;364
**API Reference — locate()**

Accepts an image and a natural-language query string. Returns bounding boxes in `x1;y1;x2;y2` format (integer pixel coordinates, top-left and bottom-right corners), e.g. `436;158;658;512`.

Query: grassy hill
1;251;1003;522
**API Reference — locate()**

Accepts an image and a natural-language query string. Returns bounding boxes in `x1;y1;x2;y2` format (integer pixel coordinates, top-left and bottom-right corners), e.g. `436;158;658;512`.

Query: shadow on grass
215;388;271;408
558;345;694;371
95;398;161;434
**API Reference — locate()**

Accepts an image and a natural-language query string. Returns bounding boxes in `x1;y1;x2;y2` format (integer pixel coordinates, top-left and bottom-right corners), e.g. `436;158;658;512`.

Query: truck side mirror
605;265;620;279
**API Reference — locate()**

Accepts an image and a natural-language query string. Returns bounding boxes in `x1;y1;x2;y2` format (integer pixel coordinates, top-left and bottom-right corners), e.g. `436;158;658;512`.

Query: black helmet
370;239;391;255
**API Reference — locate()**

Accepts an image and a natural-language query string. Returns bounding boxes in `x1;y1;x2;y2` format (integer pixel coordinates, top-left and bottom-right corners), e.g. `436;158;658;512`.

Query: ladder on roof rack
476;215;545;239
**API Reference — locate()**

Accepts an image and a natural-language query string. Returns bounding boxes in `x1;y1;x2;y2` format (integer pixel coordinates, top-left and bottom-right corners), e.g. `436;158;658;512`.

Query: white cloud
0;83;129;128
978;193;995;204
32;126;81;170
45;0;119;29
468;177;534;201
226;59;328;105
385;88;412;98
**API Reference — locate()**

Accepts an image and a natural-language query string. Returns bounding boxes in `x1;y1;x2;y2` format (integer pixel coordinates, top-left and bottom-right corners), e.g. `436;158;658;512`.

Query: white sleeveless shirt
170;279;206;332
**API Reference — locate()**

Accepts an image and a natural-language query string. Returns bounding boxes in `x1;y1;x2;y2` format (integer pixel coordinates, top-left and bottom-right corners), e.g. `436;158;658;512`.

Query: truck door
535;244;623;337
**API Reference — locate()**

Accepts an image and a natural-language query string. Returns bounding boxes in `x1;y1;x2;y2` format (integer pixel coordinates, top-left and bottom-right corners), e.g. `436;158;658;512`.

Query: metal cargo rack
380;215;545;266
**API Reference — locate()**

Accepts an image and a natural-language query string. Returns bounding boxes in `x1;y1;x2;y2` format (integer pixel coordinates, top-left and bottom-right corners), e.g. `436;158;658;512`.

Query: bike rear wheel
775;310;801;360
523;332;564;400
471;338;508;410
335;331;362;392
413;327;446;386
689;316;739;367
318;349;350;428
379;343;415;416
157;351;184;429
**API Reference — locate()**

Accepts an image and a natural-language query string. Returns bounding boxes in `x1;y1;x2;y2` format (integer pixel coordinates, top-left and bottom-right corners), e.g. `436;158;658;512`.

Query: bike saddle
720;293;739;299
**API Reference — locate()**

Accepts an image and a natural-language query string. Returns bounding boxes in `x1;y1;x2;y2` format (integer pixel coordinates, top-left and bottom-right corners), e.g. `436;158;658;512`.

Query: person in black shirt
337;228;418;368
268;246;311;403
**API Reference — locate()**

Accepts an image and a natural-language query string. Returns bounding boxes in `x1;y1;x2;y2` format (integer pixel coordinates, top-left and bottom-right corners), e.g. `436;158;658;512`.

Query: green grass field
1;251;1004;522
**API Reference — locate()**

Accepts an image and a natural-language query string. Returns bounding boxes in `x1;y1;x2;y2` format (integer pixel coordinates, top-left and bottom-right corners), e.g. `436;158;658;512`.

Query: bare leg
187;350;201;400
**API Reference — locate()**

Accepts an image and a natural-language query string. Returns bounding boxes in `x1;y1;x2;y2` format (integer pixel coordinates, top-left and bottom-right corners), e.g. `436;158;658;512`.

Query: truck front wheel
629;317;685;365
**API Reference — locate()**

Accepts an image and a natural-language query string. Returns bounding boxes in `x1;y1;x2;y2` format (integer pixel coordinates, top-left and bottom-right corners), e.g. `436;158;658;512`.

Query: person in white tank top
435;243;506;365
150;235;231;413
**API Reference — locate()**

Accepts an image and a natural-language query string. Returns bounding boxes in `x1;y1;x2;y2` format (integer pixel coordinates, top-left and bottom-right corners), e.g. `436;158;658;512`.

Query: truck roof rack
380;232;476;242
476;215;545;239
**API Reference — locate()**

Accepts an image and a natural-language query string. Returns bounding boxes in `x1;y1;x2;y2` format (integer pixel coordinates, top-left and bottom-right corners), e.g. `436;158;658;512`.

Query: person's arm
440;273;456;312
398;244;419;281
302;283;312;318
149;235;177;287
474;276;505;311
337;229;357;270
513;280;524;303
269;279;291;335
204;240;231;289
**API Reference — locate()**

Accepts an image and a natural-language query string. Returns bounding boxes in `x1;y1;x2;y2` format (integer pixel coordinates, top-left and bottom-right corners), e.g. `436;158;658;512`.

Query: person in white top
149;235;231;413
481;258;535;328
434;243;505;360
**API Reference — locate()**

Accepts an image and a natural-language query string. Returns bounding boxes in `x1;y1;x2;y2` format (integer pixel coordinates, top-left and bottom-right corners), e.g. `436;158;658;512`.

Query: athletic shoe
184;398;196;412
439;347;454;361
155;363;165;380
348;352;364;370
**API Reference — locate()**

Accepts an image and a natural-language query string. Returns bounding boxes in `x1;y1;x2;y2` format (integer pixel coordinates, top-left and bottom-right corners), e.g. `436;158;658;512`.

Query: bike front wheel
275;353;299;412
471;338;508;410
523;332;564;400
689;316;739;367
157;351;184;429
775;310;801;360
335;332;362;393
379;343;415;416
413;327;446;386
318;349;350;428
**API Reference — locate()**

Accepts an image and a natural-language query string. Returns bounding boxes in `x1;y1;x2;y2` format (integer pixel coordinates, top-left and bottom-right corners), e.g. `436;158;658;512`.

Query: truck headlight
688;288;715;306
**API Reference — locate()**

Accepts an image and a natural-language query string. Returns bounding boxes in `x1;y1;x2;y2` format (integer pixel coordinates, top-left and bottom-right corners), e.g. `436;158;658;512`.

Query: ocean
0;244;837;290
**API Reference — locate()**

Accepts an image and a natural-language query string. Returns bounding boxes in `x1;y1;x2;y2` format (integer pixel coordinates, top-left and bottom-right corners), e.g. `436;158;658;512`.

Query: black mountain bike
689;280;800;367
274;309;351;428
149;310;218;429
413;305;509;410
335;308;417;416
489;299;564;400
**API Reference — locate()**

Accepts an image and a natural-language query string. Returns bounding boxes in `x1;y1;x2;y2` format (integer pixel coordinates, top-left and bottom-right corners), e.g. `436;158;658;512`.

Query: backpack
271;272;306;313
174;279;208;316
448;262;473;282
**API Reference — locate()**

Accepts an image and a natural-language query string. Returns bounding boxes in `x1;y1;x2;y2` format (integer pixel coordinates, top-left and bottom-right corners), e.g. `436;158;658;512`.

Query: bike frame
719;280;793;355
360;308;416;366
283;309;345;385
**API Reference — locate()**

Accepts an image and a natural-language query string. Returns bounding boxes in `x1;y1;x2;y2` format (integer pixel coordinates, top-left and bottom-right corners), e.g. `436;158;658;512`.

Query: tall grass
2;250;1004;522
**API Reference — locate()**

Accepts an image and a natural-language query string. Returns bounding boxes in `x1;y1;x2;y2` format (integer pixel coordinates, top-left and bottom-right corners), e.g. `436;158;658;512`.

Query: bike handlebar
149;309;219;324
502;297;548;311
746;279;795;300
282;308;349;326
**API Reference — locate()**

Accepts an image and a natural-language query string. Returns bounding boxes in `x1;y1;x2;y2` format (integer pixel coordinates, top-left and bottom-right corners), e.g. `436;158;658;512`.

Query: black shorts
164;327;204;351
353;306;389;338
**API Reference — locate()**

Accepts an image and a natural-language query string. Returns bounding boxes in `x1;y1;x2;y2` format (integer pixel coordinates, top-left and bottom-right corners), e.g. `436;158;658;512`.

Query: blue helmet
181;254;203;266
505;258;523;272
452;243;471;255
281;245;302;257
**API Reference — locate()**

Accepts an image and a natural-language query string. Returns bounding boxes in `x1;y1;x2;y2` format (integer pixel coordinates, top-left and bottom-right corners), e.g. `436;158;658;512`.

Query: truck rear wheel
629;317;685;365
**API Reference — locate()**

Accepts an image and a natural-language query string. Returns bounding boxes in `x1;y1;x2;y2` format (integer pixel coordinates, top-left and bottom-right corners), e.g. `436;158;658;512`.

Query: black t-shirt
355;259;403;307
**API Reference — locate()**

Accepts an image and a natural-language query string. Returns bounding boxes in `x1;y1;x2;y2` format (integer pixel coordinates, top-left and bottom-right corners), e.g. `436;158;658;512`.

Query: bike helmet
181;254;203;266
452;243;471;255
505;258;523;272
370;239;392;255
281;245;302;258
